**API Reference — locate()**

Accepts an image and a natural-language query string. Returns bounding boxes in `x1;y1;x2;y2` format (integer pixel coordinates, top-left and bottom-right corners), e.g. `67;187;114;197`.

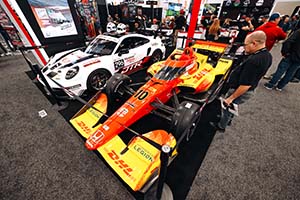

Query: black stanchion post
156;145;171;200
32;64;62;106
19;49;38;77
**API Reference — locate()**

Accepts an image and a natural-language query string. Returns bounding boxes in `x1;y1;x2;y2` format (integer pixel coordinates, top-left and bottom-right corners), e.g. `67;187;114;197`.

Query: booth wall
271;1;300;16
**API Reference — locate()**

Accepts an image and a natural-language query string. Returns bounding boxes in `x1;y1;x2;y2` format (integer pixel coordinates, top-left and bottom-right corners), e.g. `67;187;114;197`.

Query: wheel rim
91;72;109;90
152;51;161;63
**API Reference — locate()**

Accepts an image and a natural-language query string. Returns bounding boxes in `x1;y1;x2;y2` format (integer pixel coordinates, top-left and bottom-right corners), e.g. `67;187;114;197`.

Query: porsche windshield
85;38;117;55
154;65;186;81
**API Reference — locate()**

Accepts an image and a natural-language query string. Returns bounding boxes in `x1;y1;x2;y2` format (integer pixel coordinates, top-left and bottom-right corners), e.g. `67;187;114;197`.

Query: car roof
96;33;151;43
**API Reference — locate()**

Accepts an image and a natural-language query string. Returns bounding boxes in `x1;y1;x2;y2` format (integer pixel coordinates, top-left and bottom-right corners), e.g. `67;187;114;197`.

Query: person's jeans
218;88;254;129
294;68;300;80
267;57;300;89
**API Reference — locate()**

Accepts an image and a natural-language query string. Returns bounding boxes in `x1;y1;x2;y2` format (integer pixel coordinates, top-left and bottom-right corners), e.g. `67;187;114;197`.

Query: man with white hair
210;31;272;132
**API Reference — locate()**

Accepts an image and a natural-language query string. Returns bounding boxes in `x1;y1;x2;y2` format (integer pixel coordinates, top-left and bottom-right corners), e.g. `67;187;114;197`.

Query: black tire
144;183;173;200
105;73;131;100
87;69;111;92
151;50;163;63
170;101;200;139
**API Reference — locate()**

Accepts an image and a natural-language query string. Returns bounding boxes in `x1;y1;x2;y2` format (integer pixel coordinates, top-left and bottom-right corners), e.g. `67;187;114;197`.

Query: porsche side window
116;38;134;53
134;37;150;47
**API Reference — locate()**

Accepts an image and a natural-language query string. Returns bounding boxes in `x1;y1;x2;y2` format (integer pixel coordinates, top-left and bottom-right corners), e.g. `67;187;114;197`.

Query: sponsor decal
185;102;192;109
89;129;105;143
88;108;102;118
125;56;135;63
126;102;135;108
151;42;158;46
116;107;128;117
185;63;194;71
200;68;211;75
99;35;119;43
107;150;135;181
76;121;92;134
120;60;142;74
103;125;110;131
133;144;154;162
83;60;101;67
61;57;71;64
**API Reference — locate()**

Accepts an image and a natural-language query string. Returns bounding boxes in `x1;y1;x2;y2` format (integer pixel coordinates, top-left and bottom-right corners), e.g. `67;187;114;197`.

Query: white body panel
39;33;165;97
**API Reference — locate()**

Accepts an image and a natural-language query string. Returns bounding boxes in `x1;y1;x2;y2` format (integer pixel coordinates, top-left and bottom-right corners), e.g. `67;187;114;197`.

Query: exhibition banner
27;0;78;38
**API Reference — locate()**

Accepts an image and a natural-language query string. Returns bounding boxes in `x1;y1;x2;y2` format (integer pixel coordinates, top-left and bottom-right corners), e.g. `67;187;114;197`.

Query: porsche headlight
65;66;79;80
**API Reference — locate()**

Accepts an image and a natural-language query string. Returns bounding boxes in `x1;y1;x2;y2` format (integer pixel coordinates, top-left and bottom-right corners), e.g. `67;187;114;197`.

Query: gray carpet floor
1;43;299;200
0;54;133;200
187;44;300;200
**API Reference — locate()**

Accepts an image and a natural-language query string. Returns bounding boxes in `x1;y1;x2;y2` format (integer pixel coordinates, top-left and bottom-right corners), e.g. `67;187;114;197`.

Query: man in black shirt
235;15;254;43
211;31;272;132
173;9;186;46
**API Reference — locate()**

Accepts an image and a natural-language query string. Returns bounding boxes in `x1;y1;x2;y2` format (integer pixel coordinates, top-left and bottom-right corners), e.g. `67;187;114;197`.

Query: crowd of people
100;9;300;133
1;6;299;134
207;12;300;132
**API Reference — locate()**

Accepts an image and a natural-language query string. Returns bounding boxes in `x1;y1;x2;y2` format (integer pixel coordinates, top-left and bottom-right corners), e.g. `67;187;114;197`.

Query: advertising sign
166;3;182;16
27;0;78;38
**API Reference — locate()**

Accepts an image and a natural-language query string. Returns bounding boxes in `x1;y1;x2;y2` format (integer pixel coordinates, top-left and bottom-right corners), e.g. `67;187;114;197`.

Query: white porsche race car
39;33;165;97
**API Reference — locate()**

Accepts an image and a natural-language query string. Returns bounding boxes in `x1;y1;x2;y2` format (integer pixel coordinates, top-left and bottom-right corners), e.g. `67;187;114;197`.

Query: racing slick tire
87;69;111;92
105;73;131;101
151;49;163;63
144;183;173;200
170;101;200;140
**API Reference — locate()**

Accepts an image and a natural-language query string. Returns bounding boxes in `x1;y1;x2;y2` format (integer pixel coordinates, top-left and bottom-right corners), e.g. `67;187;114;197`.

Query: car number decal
134;89;148;100
114;59;125;70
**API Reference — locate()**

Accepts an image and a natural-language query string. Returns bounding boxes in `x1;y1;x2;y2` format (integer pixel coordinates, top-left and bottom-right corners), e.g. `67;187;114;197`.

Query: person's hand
224;97;233;106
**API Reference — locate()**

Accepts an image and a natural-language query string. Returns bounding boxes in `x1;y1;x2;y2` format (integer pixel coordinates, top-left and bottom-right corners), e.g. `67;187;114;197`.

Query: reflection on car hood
46;50;94;71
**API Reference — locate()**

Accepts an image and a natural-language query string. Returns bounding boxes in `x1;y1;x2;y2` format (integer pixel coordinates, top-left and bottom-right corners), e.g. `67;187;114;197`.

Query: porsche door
113;37;149;74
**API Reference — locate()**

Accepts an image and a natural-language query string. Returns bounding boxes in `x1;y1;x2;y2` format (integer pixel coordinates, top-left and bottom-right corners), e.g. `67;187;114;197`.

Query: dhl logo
76;121;92;134
107;150;136;182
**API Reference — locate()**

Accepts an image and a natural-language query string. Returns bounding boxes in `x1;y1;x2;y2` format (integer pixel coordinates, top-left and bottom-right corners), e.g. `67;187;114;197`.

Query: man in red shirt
255;13;287;51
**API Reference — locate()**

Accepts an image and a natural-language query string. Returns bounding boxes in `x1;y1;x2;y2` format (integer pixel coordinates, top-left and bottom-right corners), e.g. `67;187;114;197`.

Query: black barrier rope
31;64;64;107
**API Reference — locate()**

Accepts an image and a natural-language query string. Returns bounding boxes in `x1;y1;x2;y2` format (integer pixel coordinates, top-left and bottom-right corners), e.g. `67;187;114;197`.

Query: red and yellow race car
70;41;235;193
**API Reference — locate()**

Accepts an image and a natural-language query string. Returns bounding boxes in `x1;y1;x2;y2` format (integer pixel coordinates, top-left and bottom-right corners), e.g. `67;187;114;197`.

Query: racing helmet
117;23;126;34
107;22;116;33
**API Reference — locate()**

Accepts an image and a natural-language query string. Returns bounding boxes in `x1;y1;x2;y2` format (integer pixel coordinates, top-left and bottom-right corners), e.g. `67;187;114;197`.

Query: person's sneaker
209;122;225;133
263;75;272;80
264;83;273;90
290;78;300;83
275;87;282;92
